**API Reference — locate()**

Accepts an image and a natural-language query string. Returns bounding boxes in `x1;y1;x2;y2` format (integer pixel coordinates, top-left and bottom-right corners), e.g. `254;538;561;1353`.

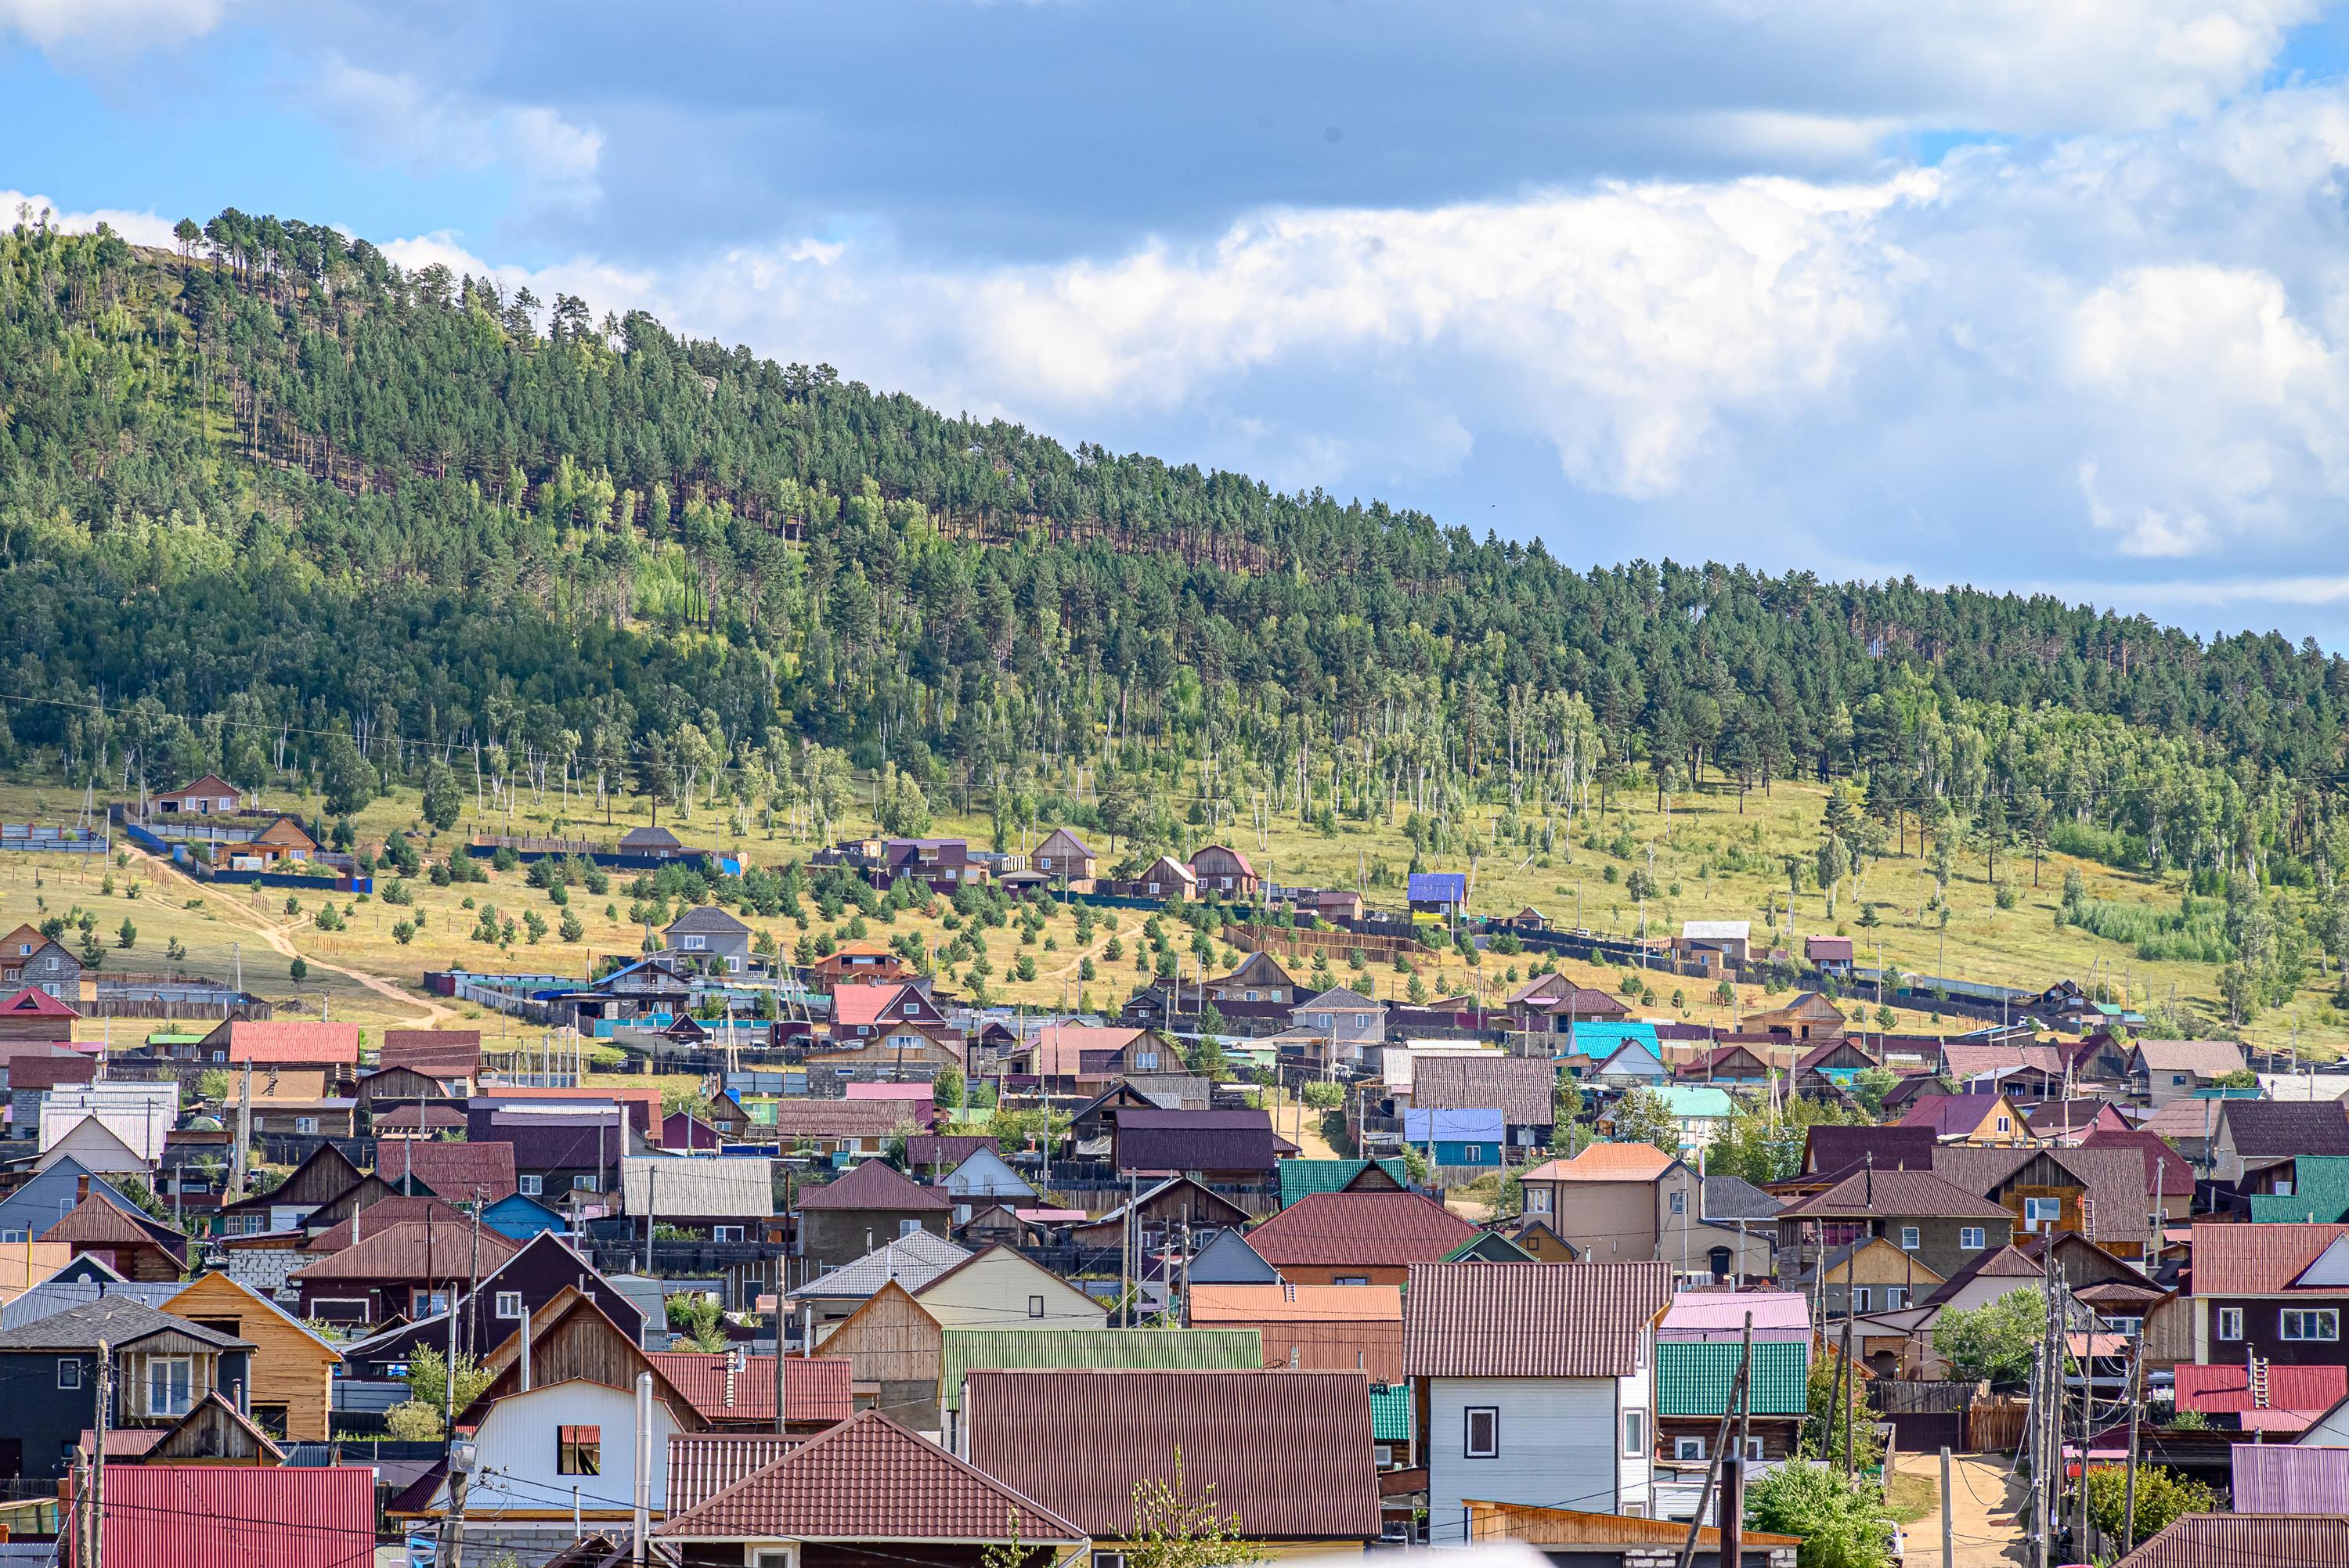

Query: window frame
2282;1308;2341;1342
1027;1295;1045;1319
1959;1227;1986;1251
2217;1306;2245;1340
1675;1436;1706;1462
56;1358;81;1390
557;1424;602;1476
1465;1406;1499;1458
1900;1226;1921;1250
518;1174;543;1196
146;1355;193;1418
1622;1408;1647;1458
496;1291;525;1319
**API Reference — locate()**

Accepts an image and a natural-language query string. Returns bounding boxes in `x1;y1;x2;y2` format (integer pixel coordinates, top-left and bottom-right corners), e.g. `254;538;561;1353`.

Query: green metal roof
1278;1157;1410;1208
2250;1155;2349;1224
1651;1085;1737;1119
938;1327;1263;1412
1370;1383;1413;1443
1442;1231;1535;1263
1656;1340;1810;1417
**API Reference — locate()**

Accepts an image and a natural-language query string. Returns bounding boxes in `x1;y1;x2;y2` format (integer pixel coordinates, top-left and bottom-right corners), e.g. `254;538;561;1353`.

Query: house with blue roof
1589;1036;1669;1089
1406;871;1468;919
479;1191;568;1242
1402;1107;1506;1170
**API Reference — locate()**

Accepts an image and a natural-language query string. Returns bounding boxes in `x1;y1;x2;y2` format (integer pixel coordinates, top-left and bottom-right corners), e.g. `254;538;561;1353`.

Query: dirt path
138;845;453;1025
1894;1451;2028;1568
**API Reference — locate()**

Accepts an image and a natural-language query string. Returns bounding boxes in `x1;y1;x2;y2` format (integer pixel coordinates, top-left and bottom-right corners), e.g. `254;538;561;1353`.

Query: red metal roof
0;984;78;1018
219;1020;360;1065
2174;1361;2347;1414
659;1408;1088;1543
648;1351;853;1425
666;1433;808;1516
2188;1222;2349;1294
81;1464;376;1568
2113;1513;2349;1568
1245;1191;1476;1269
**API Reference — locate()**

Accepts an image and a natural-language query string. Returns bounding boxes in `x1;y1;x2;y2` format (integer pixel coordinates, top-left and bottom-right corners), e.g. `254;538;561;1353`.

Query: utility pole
1718;1455;1745;1568
231;1061;253;1199
1838;1312;1856;1478
1940;1446;1955;1568
1673;1321;1750;1568
2122;1333;2145;1555
2035;1245;2059;1568
92;1337;108;1568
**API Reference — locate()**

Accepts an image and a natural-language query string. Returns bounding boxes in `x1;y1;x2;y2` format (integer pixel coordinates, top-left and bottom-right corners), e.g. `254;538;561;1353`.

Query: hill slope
2;211;2347;1044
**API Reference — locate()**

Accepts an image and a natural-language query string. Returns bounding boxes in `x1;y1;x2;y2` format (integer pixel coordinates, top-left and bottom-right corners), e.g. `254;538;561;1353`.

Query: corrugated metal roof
624;1155;777;1218
939;1327;1264;1413
1403;1261;1669;1379
1189;1284;1403;1324
786;1230;969;1300
1369;1383;1413;1443
2232;1449;2349;1515
1246;1191;1476;1269
659;1408;1088;1543
2113;1513;2349;1568
795;1157;950;1212
666;1433;806;1516
1655;1341;1809;1416
2188;1222;2349;1294
83;1464;376;1568
648;1351;853;1424
1278;1159;1410;1207
963;1368;1380;1540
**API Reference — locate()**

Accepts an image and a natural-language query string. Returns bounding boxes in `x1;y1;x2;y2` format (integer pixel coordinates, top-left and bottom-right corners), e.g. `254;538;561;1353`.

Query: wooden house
159;1271;341;1441
811;1278;949;1426
1188;845;1259;898
1747;991;1849;1043
151;775;246;816
128;1390;289;1465
1031;827;1098;888
239;816;318;868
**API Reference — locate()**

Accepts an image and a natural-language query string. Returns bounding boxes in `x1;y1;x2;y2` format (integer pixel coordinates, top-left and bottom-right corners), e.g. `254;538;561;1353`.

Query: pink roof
1658;1290;1814;1340
221;1020;360;1065
2233;1445;2349;1512
81;1464;375;1568
2174;1361;2347;1413
845;1082;936;1100
830;982;915;1028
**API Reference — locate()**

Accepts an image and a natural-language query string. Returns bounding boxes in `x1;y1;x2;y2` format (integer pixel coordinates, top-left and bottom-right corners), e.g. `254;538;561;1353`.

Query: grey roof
1297;986;1378;1011
622;1155;775;1219
1;1279;182;1332
785;1230;970;1301
666;904;751;936
1701;1174;1785;1222
0;1296;253;1353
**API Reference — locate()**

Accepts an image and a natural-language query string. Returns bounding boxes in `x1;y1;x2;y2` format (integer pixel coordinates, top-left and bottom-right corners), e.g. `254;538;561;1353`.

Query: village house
234;815;318;868
2213;1101;2349;1185
1806;935;1856;976
158;1270;341;1441
795;1158;954;1271
1204;950;1300;1006
151;774;247;816
1243;1190;1477;1285
1112;1108;1293;1194
1405;1260;1674;1525
2188;1223;2349;1369
1031;827;1098;888
665;904;756;975
0;939;81;1004
1503;972;1632;1037
2130;1039;2251;1108
1793;1235;1949;1319
1408;871;1469;921
1189;844;1260;899
1775;1167;2017;1288
287;1217;519;1325
1188;1281;1405;1379
1675;919;1751;973
1897;1090;2034;1146
1408;1053;1557;1152
0;1299;258;1479
809;940;911;988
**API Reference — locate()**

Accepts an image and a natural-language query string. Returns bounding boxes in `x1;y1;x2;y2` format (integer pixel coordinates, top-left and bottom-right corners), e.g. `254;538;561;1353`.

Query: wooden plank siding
163;1271;341;1441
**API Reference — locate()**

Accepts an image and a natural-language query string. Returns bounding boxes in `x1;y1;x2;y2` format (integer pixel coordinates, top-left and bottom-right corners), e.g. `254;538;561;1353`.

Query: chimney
724;1347;741;1409
76;1174;90;1203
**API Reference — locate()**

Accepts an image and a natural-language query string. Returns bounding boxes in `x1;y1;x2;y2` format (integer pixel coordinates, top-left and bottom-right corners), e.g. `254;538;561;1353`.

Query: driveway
1893;1450;2029;1568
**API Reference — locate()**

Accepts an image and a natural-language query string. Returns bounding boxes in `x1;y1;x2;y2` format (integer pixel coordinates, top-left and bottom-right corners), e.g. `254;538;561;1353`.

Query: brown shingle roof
2112;1514;2349;1568
1778;1168;2013;1221
1402;1260;1671;1378
963;1369;1379;1541
2131;1040;2250;1077
764;1099;922;1139
660;1408;1087;1543
2188;1223;2349;1295
39;1194;166;1251
384;1140;518;1203
1408;1055;1559;1125
1245;1191;1475;1270
1802;1124;1936;1175
1931;1145;2153;1245
2222;1101;2349;1159
286;1219;517;1282
795;1159;951;1213
378;1029;481;1076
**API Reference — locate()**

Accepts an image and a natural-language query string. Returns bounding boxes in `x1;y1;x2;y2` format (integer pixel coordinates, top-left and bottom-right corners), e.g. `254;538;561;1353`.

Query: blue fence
466;843;744;875
124;820;370;892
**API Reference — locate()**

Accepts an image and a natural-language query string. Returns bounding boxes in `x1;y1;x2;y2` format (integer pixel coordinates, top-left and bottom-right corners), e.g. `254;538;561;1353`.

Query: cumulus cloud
305;54;603;212
0;0;226;51
0;189;183;249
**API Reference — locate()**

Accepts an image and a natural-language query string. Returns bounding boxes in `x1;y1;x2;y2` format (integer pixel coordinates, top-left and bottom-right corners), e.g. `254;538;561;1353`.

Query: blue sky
12;1;2349;641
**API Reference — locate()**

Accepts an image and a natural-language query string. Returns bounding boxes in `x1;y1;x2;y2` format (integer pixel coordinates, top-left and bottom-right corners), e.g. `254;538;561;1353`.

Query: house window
1334;1276;1370;1287
1995;1116;2011;1133
1960;1227;1986;1251
57;1359;81;1390
900;1219;923;1238
1093;1555;1127;1568
1676;1436;1706;1461
294;1117;319;1136
1;1227;27;1245
520;1175;543;1196
146;1357;193;1418
558;1425;601;1475
1622;1410;1647;1457
1136;1052;1160;1072
1852;1288;1871;1313
1745;1437;1766;1461
1244;990;1257;1002
2217;1307;2244;1340
1900;1227;1921;1251
1465;1407;1499;1458
1885;1287;1907;1310
414;1290;449;1317
2282;1309;2340;1341
1315;1014;1332;1029
1669;1191;1686;1216
574;1175;599;1192
680;935;706;951
1355;1014;1371;1029
496;1292;525;1319
1525;1188;1552;1214
714;1226;745;1243
1028;1296;1046;1318
2024;1198;2062;1231
1375;1444;1395;1467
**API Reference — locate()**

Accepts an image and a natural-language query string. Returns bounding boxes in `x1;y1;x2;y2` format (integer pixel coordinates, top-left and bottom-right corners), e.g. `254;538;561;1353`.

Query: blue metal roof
1403;1107;1506;1141
1408;872;1468;903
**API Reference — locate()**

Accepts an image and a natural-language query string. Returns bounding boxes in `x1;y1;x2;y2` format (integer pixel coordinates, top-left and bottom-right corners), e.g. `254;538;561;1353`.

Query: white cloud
0;189;182;249
0;0;226;51
306;54;603;211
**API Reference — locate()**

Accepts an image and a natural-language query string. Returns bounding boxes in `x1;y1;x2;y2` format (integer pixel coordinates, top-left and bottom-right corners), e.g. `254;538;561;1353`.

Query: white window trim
496;1291;525;1319
146;1356;193;1418
57;1358;81;1390
519;1174;543;1196
1900;1226;1921;1250
2282;1308;2340;1342
2217;1306;2245;1340
1465;1406;1499;1458
1960;1227;1986;1250
1622;1409;1647;1458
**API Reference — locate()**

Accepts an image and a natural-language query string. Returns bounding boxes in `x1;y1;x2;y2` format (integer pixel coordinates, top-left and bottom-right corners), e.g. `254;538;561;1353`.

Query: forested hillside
4;208;2349;977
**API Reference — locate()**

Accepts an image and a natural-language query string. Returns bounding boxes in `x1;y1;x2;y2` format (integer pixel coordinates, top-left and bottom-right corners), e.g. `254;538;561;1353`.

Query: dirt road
1895;1451;2029;1568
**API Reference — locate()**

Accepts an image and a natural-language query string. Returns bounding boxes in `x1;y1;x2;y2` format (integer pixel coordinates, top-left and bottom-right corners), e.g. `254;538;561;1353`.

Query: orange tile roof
1188;1283;1403;1323
220;1020;360;1065
1521;1142;1677;1182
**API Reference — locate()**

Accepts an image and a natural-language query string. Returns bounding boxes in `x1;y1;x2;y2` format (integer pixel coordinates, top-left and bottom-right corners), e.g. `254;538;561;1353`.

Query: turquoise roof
2249;1155;2349;1224
1575;1021;1660;1051
1657;1341;1810;1417
1370;1383;1413;1443
1279;1158;1411;1207
1651;1085;1737;1119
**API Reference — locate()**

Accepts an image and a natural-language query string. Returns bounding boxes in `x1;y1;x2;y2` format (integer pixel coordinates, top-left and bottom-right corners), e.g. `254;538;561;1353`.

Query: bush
1745;1461;1893;1568
1301;1080;1345;1110
492;845;521;872
384;1400;445;1441
2084;1464;2214;1553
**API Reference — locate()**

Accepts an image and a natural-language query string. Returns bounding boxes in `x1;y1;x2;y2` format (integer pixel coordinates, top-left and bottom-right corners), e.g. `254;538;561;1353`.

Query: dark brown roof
1802;1124;1936;1175
1408;1055;1559;1124
2223;1101;2349;1159
2113;1514;2349;1568
286;1218;518;1282
2081;1128;2196;1196
795;1159;951;1212
1246;1191;1476;1270
1116;1109;1282;1174
1777;1168;2013;1221
764;1099;922;1139
962;1369;1380;1541
380;1139;518;1203
1402;1261;1671;1378
379;1029;482;1076
660;1408;1084;1544
40;1195;170;1253
1932;1145;2153;1245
